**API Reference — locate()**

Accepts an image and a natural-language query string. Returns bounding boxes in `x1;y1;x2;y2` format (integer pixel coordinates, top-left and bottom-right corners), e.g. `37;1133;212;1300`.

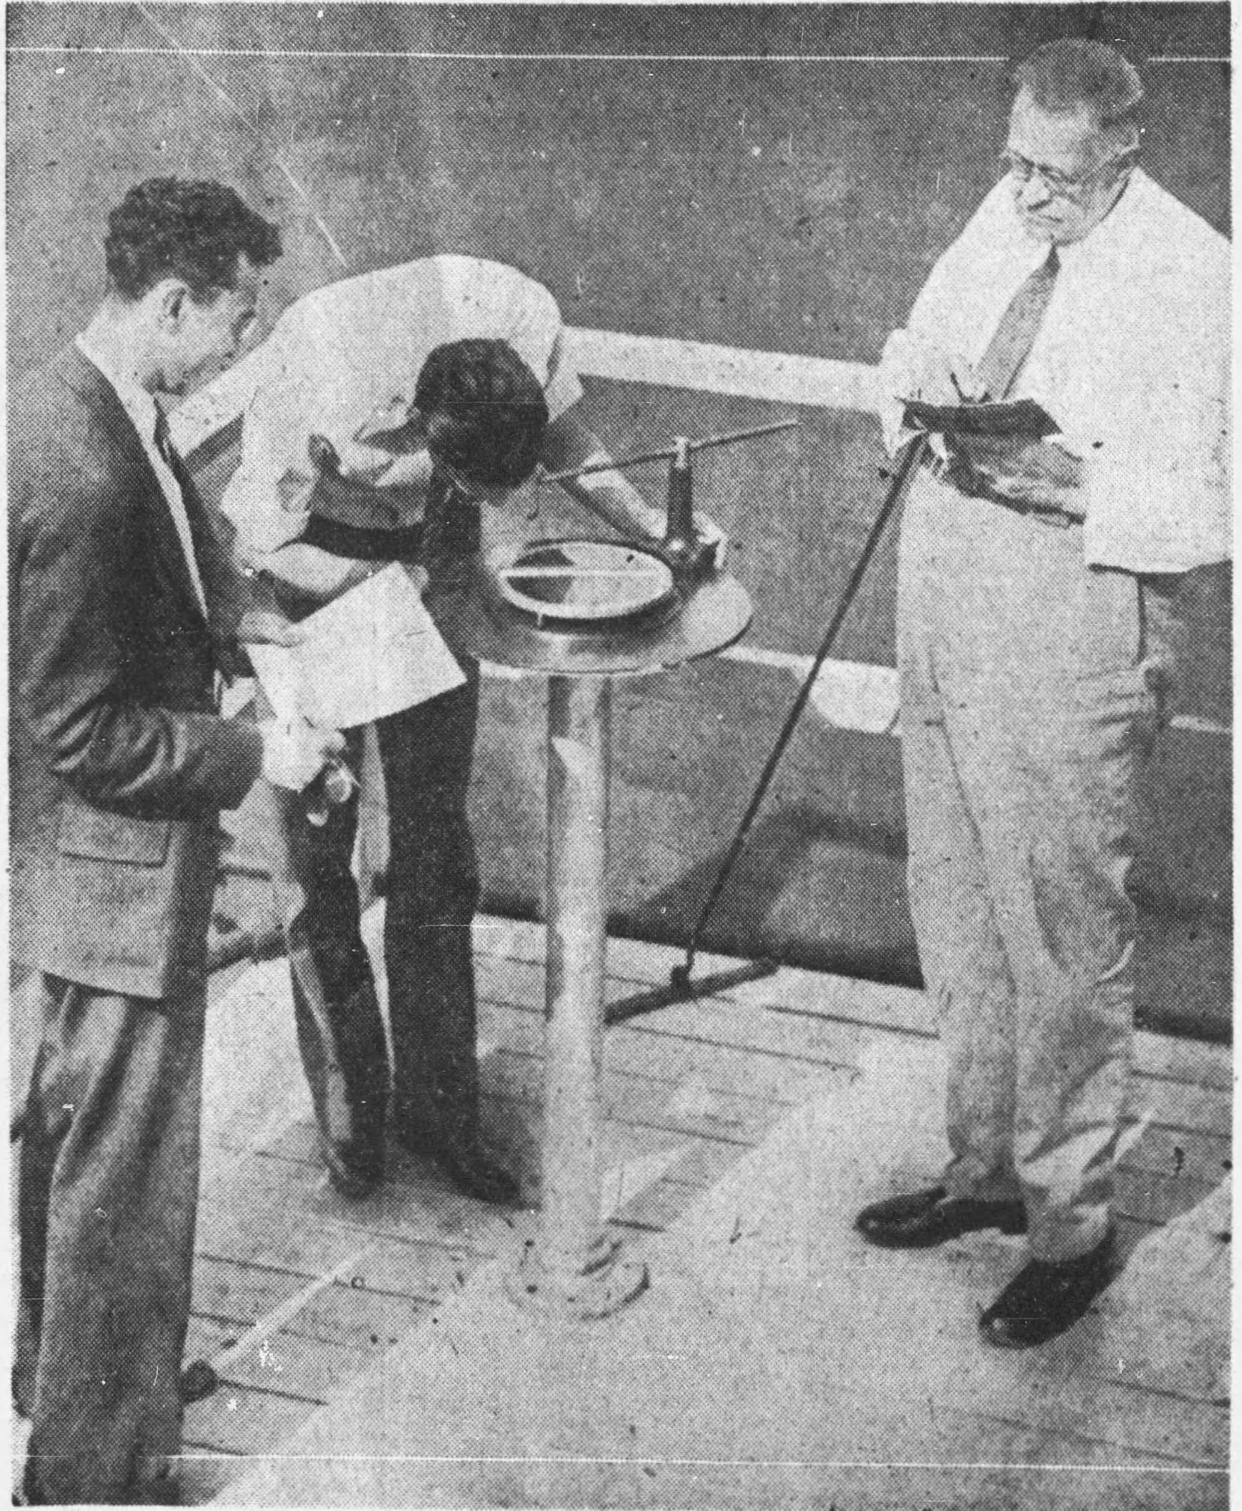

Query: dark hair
1013;39;1144;136
414;338;550;490
105;177;282;303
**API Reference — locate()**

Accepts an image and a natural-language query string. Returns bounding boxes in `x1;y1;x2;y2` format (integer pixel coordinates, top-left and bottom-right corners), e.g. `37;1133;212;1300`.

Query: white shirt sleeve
542;327;585;423
1078;244;1231;573
220;330;319;557
222;258;582;553
875;189;1009;454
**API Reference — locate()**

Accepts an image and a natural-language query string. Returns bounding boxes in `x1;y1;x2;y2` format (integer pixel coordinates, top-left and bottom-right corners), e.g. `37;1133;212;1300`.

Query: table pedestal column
506;675;649;1320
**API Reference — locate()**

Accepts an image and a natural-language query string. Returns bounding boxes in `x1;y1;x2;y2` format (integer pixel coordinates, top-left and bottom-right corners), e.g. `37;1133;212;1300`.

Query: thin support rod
676;434;928;982
540;418;799;485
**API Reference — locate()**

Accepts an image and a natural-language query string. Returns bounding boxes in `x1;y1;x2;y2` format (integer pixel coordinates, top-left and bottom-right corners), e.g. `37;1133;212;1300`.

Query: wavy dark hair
415;337;550;490
105;177;282;303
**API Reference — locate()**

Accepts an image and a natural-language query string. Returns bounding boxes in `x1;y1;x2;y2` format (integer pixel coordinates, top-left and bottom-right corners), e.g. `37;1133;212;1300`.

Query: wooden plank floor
175;911;1230;1505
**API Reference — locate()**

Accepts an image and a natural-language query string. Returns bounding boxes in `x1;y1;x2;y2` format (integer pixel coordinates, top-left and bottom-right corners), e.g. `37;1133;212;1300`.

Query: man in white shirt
855;41;1229;1346
225;258;710;1204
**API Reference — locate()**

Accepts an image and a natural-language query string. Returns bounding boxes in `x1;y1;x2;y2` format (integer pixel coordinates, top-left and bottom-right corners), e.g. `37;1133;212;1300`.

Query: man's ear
152;278;190;331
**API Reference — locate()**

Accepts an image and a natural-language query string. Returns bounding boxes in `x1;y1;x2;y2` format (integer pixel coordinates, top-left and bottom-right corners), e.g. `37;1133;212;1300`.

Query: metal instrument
542;418;799;582
438;418;802;1323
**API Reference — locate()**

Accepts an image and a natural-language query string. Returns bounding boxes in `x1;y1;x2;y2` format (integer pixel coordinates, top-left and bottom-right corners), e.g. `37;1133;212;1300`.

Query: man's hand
334;438;434;490
235;607;305;647
630;502;728;570
259;716;346;792
886;332;984;408
877;330;983;454
690;511;729;571
309;430;434;491
905;347;984;407
958;437;1086;515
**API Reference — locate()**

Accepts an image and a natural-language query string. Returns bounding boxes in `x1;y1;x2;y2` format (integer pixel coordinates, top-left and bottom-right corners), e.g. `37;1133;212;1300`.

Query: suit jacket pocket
57;804;172;866
47;801;219;1004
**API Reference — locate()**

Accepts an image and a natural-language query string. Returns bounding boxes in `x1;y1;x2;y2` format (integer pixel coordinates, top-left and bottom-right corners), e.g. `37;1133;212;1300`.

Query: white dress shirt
878;169;1230;573
74;331;210;615
222;256;584;556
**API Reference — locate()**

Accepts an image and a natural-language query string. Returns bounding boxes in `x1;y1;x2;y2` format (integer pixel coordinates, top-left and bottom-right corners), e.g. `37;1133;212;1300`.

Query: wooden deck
169;909;1230;1506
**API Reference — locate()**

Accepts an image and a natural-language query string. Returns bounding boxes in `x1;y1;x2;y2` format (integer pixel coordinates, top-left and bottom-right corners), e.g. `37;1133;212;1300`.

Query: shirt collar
1008;166;1148;275
74;330;161;441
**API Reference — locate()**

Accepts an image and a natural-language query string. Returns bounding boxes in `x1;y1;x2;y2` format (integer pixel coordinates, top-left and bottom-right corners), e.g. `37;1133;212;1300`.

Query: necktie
975;245;1060;400
152;407;211;616
153;406;179;472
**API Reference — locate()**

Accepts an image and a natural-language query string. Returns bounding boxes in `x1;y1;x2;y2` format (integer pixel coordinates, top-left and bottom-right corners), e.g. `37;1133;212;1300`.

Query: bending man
224;256;717;1203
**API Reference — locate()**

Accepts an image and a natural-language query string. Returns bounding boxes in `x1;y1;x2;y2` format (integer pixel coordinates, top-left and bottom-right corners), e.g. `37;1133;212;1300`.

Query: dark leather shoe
979;1232;1116;1349
856;1184;1027;1248
436;1141;520;1205
178;1359;219;1404
322;1134;385;1201
394;1124;519;1205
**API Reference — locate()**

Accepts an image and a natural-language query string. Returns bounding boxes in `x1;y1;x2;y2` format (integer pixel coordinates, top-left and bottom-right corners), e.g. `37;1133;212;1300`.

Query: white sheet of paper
248;563;465;728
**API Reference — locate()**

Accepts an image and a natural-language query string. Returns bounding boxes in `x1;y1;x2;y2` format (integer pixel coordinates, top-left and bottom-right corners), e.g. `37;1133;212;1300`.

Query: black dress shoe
437;1141;520;1205
178;1359;219;1404
979;1232;1116;1349
322;1134;385;1200
393;1123;519;1205
855;1184;1027;1248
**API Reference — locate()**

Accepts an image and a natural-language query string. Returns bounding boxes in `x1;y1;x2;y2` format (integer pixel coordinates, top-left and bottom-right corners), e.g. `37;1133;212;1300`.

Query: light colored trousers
897;472;1172;1262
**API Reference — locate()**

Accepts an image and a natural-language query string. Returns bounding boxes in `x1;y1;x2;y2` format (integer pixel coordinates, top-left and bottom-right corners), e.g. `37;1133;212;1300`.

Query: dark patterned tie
975;245;1060;400
153;406;216;609
153;405;178;471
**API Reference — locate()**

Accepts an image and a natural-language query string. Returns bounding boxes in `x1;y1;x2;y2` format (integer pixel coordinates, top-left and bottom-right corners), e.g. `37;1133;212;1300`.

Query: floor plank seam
967;1410;1226;1471
208;1380;329;1408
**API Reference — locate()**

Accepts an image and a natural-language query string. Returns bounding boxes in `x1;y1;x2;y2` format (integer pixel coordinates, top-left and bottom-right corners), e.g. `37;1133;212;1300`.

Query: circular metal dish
493;539;677;630
436;544;752;679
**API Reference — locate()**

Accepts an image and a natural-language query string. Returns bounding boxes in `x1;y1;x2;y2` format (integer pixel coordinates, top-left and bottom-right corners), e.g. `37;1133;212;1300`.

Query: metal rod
540;418;799;485
497;566;670;581
605;956;778;1027
675;433;929;983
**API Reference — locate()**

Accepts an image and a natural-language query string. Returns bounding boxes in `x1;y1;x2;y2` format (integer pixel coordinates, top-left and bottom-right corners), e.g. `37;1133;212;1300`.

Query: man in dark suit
10;178;343;1504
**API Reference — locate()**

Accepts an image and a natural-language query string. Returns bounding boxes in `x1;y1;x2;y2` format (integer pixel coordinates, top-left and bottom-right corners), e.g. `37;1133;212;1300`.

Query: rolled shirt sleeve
874;171;1231;573
1072;236;1230;573
222;351;317;557
541;326;586;422
222;257;583;554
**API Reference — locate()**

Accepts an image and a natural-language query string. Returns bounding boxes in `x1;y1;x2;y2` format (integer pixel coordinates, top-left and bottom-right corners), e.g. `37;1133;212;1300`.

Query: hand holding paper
247;561;465;729
236;607;305;647
260;717;346;791
957;436;1086;515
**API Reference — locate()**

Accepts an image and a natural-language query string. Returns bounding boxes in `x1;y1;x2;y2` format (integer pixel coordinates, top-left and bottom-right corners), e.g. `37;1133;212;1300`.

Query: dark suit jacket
10;345;265;1000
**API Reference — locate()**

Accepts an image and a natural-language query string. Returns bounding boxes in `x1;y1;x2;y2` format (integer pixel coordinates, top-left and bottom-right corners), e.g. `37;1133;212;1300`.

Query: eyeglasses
999;149;1129;198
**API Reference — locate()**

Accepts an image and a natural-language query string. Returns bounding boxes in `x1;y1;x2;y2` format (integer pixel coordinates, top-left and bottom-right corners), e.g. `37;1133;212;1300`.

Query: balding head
1003;39;1143;244
1013;39;1144;153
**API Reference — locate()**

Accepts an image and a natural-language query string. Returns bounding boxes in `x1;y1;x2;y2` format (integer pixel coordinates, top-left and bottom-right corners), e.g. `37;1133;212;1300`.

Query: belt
302;512;424;561
924;453;1077;530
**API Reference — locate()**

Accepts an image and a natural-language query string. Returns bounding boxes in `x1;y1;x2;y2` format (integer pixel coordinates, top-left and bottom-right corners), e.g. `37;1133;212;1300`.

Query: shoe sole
857;1209;1027;1248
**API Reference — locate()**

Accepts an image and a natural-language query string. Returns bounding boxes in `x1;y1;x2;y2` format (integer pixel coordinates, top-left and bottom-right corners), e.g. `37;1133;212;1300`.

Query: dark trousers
16;976;205;1504
262;668;483;1163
